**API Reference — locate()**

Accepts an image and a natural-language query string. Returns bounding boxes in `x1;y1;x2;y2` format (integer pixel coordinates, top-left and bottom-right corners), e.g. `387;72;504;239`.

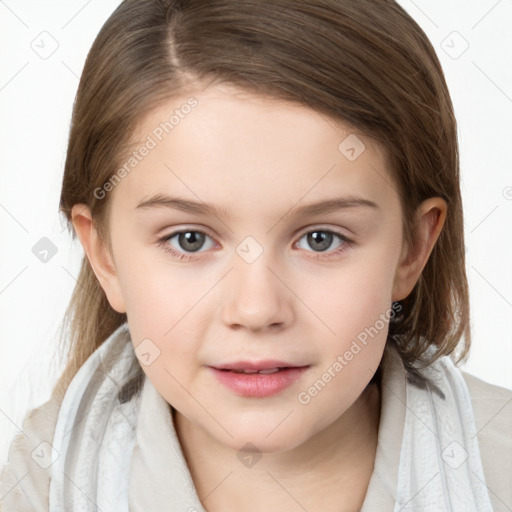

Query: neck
173;380;381;512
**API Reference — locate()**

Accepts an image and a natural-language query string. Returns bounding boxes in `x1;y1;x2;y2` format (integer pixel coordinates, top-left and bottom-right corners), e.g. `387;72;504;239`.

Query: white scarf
48;323;494;511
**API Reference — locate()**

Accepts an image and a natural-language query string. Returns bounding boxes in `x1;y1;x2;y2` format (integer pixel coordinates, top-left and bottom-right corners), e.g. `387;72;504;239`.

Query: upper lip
211;360;308;371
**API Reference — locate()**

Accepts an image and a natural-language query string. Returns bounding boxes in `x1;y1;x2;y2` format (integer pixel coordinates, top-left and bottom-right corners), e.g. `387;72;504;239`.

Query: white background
1;0;511;465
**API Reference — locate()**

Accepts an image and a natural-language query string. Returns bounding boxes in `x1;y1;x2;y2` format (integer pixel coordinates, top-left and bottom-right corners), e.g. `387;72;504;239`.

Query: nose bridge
221;236;292;330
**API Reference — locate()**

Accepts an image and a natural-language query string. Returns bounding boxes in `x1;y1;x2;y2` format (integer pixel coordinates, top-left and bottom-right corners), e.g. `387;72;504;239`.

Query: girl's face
84;84;429;453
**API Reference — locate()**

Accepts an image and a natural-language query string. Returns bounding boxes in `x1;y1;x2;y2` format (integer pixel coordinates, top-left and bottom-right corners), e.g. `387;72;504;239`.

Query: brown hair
54;0;470;401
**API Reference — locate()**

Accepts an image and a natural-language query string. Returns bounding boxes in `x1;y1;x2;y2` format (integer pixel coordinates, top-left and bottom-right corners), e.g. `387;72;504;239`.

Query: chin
210;414;313;454
226;432;305;455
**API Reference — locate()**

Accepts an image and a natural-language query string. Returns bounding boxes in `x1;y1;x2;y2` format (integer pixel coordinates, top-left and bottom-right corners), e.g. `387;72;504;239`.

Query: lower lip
209;367;309;397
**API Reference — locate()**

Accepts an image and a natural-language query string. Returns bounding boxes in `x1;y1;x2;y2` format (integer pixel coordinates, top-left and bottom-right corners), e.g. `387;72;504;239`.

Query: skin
72;83;447;511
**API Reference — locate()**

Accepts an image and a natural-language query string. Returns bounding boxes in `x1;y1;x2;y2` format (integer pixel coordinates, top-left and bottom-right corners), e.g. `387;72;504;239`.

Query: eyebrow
135;193;380;218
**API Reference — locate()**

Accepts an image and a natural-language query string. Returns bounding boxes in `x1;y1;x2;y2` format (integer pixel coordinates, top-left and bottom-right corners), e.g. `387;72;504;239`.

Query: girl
1;0;510;511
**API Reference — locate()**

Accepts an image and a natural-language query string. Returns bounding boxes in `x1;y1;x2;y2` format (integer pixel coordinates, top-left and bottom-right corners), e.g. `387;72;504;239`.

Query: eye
295;229;353;258
157;229;215;260
157;227;353;261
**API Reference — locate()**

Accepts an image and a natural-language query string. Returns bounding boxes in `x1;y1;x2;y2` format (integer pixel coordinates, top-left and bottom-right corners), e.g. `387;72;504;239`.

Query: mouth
212;360;307;372
220;367;288;374
208;361;310;397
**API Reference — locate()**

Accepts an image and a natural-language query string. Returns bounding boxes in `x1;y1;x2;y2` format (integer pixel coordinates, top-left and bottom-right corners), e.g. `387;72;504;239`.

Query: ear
392;197;447;302
71;204;126;313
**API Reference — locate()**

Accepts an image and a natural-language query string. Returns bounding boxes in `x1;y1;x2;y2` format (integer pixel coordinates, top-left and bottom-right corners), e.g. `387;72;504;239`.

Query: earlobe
392;197;447;302
71;204;127;313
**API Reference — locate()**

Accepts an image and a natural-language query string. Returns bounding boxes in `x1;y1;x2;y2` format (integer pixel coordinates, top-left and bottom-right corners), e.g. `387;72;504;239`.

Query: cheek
121;274;205;354
295;244;398;407
294;267;392;428
115;241;198;326
122;273;205;407
114;253;207;380
303;251;397;339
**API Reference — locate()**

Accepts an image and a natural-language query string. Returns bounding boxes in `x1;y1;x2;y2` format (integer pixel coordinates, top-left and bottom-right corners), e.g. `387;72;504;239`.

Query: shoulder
0;393;62;512
461;370;512;512
461;370;512;438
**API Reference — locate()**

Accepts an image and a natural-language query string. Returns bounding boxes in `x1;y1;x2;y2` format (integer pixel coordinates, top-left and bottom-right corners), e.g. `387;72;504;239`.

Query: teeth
258;368;280;374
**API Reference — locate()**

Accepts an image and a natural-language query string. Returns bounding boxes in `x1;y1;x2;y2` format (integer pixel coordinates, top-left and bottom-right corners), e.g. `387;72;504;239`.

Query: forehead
111;84;399;217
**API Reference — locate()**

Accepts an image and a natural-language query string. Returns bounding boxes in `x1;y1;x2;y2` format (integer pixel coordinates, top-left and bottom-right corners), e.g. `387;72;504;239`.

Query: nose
221;255;294;333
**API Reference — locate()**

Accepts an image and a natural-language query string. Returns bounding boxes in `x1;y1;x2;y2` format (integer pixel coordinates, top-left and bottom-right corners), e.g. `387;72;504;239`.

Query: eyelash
156;228;354;262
